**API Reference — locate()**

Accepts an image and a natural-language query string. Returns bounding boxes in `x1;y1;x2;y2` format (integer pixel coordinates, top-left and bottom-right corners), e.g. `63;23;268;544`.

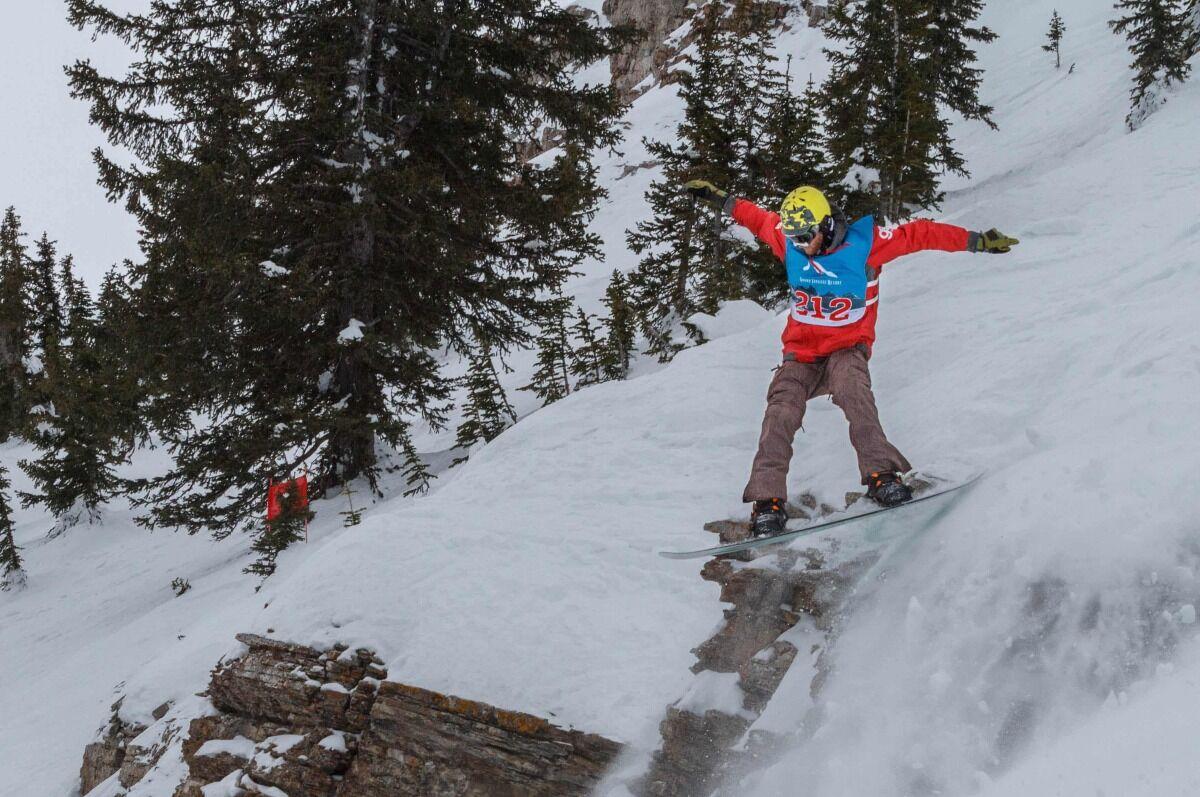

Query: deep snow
4;1;1200;795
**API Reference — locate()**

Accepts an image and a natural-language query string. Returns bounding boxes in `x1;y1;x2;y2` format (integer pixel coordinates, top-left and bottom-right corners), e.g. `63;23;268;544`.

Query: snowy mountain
4;0;1200;795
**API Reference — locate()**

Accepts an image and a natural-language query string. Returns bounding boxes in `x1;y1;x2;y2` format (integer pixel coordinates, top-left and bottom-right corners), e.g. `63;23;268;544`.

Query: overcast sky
0;1;146;286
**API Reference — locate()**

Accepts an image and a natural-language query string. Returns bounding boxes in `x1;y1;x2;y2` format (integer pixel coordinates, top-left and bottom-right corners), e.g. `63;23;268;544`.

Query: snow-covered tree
823;0;996;221
1187;0;1200;57
1109;0;1193;130
1044;11;1067;69
627;2;729;361
94;265;147;451
749;67;827;303
760;69;827;200
0;465;23;591
67;0;626;550
626;167;701;363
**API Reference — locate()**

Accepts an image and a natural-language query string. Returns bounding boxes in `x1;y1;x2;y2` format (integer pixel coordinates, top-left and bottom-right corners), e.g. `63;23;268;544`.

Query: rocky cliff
81;635;621;796
603;0;825;103
603;0;692;101
632;489;889;796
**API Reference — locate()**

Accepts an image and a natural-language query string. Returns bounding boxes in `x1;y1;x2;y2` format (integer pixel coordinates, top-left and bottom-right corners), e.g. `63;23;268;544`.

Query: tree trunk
330;0;381;483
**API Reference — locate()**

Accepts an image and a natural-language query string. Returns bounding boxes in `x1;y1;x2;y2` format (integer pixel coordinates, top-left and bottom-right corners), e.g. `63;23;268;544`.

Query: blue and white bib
784;215;876;328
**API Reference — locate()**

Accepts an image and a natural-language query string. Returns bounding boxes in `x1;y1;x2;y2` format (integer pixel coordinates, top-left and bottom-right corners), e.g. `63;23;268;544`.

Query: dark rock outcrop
79;700;147;795
208;634;382;733
636;495;878;797
339;681;621;796
84;633;621;796
601;0;817;104
603;0;691;102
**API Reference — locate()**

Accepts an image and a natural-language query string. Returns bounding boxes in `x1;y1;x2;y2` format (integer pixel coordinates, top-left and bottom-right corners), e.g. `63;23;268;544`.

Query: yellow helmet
779;186;833;240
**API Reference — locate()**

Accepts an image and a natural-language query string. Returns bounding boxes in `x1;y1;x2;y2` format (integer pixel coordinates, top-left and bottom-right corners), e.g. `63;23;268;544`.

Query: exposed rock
208;633;379;733
516;126;567;165
618;159;661;180
637;490;879;797
806;1;829;26
169;634;380;797
644;707;750;797
603;0;690;102
119;720;178;788
602;0;804;104
340;681;622;796
739;640;799;713
79;699;147;795
90;632;620;797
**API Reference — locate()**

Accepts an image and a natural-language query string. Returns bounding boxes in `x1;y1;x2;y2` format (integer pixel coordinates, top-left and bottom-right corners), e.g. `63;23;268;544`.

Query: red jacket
731;198;971;362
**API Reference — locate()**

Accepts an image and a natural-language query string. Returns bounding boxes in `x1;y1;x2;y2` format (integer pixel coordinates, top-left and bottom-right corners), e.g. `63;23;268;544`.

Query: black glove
683;179;730;210
968;228;1020;254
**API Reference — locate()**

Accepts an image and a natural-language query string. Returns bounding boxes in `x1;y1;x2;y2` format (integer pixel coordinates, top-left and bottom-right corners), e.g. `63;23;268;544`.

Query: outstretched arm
683;180;786;261
729;199;786;261
867;220;1019;269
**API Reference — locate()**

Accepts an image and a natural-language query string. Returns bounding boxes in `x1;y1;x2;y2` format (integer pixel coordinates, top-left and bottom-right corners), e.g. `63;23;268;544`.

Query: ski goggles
785;215;838;248
786;227;820;246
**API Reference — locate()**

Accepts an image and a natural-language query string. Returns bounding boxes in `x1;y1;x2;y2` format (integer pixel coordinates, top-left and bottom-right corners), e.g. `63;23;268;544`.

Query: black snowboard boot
750;498;787;538
867;471;913;507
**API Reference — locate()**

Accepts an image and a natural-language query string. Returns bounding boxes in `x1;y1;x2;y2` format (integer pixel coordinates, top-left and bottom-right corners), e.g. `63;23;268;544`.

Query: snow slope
4;1;1200;795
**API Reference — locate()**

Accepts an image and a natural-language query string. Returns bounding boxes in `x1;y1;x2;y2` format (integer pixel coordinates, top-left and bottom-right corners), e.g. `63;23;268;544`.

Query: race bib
783;216;874;328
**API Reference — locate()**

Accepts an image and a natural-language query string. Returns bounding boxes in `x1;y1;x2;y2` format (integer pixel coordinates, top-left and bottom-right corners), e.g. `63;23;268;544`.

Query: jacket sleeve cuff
965;231;981;252
722;194;737;215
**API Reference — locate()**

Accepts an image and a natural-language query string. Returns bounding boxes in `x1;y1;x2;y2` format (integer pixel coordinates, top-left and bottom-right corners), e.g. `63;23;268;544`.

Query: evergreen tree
600;270;637;380
19;279;127;533
1044;10;1067;69
626;166;702;362
760;70;828;199
1187;0;1200;57
94;266;147;450
521;290;573;405
1109;0;1193;130
453;345;517;458
569;305;605;388
67;1;626;550
707;0;800;308
627;2;729;361
823;0;996;221
396;431;434;497
28;234;64;368
749;68;828;304
627;0;799;359
59;255;80;320
0;207;31;434
0;465;23;591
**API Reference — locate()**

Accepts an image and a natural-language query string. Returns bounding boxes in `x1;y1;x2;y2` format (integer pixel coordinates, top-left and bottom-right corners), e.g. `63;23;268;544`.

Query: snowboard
659;471;982;560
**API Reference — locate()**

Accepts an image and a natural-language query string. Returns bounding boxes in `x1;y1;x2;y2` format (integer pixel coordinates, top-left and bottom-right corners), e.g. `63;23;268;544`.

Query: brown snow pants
742;345;911;503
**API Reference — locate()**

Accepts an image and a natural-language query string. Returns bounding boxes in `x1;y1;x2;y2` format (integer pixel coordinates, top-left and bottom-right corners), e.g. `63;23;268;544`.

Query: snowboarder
683;180;1018;537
